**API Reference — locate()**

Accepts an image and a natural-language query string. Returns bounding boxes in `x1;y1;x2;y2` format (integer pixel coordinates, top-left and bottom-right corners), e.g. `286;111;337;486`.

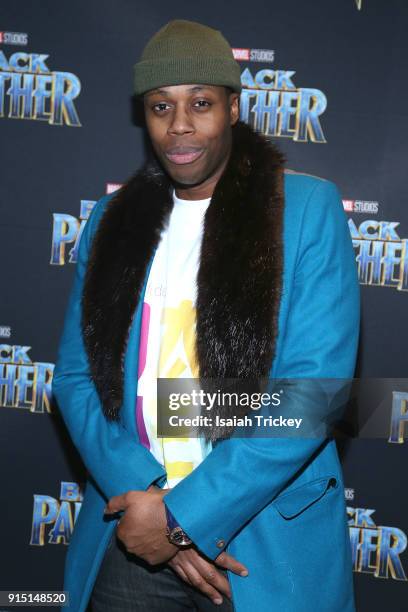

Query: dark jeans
90;530;235;611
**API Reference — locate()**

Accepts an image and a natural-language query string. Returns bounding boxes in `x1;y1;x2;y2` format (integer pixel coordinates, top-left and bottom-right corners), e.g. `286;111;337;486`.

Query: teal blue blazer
52;171;360;611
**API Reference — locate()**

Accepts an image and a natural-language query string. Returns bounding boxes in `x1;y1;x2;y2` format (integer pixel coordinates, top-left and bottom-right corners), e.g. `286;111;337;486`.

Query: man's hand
105;486;178;565
168;547;248;606
105;485;249;605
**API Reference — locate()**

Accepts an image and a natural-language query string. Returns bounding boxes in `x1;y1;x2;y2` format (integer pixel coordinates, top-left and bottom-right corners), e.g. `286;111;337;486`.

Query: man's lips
164;146;204;165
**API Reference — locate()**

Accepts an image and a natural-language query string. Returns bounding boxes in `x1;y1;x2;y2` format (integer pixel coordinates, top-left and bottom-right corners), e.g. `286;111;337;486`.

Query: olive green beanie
133;19;242;96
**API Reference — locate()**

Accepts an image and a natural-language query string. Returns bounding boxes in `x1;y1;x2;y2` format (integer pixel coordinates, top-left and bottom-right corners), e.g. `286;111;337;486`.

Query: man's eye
152;103;170;112
194;100;211;108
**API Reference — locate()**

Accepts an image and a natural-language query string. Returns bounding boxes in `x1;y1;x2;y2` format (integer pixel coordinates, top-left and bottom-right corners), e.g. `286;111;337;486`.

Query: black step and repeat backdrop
0;1;407;610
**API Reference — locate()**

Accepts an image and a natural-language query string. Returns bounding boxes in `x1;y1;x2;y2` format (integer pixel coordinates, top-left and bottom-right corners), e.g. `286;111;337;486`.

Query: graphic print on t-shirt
159;299;199;378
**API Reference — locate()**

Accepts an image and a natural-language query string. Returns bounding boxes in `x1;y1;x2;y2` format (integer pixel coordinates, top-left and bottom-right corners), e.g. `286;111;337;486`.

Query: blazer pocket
273;475;339;519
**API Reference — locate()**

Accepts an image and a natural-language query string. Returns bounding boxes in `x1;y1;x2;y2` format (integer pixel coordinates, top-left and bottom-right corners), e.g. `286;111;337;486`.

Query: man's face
143;84;240;191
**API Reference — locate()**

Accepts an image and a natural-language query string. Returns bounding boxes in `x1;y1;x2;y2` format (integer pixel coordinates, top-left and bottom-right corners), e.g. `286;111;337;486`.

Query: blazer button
216;539;225;548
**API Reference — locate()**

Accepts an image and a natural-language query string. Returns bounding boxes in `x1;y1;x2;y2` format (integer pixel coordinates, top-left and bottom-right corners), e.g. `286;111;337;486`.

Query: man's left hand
104;487;179;565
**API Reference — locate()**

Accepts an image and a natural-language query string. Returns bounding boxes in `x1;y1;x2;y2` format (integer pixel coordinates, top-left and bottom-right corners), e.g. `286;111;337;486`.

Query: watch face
170;527;192;546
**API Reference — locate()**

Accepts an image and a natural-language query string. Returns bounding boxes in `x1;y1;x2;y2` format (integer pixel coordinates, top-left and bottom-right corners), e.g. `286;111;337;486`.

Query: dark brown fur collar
81;120;285;441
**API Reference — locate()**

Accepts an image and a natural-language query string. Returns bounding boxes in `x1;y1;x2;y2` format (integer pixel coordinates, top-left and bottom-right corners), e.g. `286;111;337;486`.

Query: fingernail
240;570;248;576
213;599;223;605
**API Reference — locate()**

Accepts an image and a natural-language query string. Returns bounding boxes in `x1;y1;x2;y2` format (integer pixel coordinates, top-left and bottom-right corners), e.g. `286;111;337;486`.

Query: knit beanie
133;19;242;96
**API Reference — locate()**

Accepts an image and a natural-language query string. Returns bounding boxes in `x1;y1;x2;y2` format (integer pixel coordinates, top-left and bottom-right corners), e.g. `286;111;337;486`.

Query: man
52;19;360;612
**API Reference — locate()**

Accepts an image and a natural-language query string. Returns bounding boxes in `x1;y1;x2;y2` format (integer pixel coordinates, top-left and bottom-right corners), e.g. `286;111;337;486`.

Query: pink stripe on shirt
135;301;150;449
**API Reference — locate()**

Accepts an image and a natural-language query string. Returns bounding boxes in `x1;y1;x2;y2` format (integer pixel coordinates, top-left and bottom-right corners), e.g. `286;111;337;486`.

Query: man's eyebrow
145;85;214;97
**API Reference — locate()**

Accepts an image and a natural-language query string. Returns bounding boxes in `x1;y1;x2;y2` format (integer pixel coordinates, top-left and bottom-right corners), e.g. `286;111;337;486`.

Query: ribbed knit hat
133;19;242;96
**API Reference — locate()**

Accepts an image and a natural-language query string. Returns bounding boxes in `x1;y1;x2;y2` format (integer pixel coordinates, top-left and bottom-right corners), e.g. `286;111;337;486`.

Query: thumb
104;494;127;514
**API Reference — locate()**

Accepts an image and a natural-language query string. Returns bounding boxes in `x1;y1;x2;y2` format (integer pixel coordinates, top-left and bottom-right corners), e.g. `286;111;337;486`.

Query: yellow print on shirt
158;299;199;378
158;300;200;483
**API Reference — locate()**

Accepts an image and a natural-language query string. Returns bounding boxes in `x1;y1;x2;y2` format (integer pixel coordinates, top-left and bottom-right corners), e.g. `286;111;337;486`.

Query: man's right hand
167;546;248;606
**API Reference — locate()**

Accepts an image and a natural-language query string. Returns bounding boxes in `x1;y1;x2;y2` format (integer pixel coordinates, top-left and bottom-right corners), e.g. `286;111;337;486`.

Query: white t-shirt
136;188;212;488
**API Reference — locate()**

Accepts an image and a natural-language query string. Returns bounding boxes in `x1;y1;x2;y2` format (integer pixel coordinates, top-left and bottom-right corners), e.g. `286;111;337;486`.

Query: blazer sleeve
52;195;166;501
163;179;361;559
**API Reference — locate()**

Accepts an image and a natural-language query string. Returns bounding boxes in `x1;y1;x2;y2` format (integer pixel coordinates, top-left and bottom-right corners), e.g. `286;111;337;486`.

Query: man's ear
229;93;240;126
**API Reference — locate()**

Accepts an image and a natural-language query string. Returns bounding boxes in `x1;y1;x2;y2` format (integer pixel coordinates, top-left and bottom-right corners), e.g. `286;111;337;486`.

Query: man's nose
167;104;195;136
